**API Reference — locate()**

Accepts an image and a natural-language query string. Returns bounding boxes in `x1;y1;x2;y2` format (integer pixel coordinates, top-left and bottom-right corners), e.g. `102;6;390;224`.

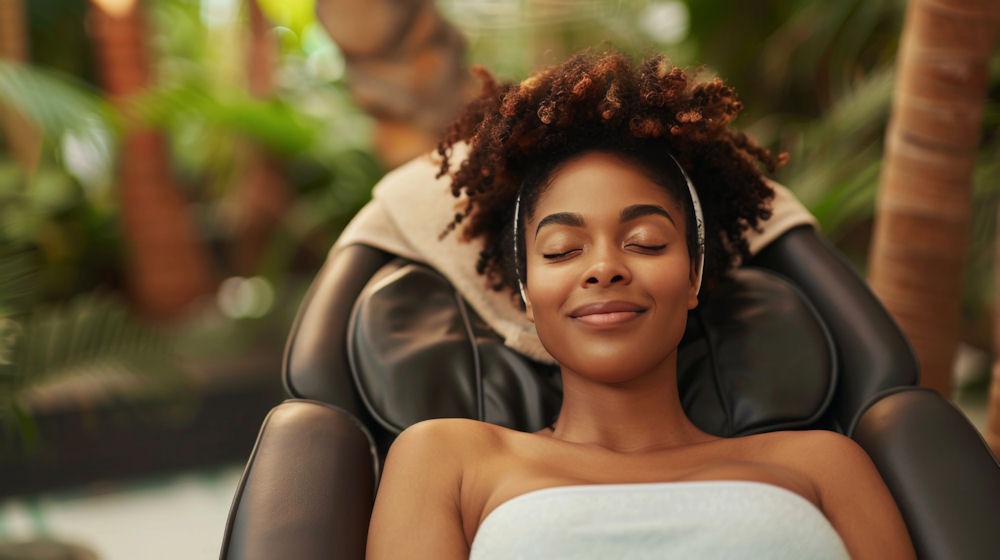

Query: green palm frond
3;294;179;387
0;245;41;314
0;248;184;450
778;66;895;238
0;60;116;140
132;83;317;156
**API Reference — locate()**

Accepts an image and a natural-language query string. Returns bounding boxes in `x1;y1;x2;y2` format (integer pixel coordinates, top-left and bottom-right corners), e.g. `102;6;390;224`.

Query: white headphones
512;153;705;303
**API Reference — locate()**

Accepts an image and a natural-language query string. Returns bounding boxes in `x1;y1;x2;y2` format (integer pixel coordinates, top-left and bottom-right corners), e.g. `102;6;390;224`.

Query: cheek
524;269;565;319
523;264;572;336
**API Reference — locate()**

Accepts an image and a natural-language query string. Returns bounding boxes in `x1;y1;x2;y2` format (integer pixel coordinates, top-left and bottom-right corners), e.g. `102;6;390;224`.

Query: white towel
469;480;850;560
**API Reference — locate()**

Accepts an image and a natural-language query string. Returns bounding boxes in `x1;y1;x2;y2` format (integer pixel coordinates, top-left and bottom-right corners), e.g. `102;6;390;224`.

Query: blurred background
0;0;997;557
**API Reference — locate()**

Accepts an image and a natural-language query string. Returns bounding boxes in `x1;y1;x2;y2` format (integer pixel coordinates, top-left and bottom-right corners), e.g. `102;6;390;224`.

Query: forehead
531;151;684;219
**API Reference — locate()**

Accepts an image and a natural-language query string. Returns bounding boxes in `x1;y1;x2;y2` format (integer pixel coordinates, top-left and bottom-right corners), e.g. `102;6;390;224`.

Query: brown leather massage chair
220;225;1000;559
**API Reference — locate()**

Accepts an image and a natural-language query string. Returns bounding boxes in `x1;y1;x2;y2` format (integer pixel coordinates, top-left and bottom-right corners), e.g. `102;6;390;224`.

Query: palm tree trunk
88;0;215;318
867;0;1000;396
0;0;42;172
0;0;26;60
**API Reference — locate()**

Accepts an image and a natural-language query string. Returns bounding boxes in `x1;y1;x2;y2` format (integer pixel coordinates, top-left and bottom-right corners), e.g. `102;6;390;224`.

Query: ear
520;281;535;322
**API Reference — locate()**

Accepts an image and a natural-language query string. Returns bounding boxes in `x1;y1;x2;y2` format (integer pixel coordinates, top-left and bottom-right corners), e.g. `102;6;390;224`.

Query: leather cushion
348;260;561;434
677;268;837;435
348;259;835;437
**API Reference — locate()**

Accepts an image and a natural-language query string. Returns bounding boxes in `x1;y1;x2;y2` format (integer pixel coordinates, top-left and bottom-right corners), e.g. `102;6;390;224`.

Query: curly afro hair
437;49;784;294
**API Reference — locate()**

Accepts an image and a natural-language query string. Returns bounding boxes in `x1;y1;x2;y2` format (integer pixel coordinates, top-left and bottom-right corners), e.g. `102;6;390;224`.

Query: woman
365;50;914;559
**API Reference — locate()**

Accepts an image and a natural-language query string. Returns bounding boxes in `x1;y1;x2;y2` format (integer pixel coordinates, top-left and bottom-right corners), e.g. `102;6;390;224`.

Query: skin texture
366;152;915;559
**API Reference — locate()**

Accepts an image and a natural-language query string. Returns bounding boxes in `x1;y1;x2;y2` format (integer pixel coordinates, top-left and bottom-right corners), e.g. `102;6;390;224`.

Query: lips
568;301;647;326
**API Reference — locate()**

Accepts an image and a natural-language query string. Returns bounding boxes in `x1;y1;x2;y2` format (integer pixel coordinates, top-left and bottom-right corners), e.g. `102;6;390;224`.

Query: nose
582;246;632;288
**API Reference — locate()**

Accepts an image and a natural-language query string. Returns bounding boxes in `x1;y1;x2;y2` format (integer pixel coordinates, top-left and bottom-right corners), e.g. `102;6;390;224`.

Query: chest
462;440;819;543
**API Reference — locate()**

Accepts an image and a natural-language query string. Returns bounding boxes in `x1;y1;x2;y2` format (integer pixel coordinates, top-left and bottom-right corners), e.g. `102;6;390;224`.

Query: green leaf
0;61;116;139
0;246;41;313
0;292;186;448
258;0;318;38
132;84;317;155
27;168;82;214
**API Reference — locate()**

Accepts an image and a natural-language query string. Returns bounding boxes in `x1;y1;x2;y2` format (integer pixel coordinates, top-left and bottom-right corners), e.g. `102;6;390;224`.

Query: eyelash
542;249;580;260
628;243;667;253
541;243;667;260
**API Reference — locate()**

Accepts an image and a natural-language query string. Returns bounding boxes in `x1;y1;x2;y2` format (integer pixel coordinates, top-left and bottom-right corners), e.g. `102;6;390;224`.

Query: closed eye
627;243;668;253
542;249;581;260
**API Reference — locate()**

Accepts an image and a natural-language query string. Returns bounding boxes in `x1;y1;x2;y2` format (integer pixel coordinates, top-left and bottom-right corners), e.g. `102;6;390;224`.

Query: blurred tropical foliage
1;0;998;450
0;0;382;449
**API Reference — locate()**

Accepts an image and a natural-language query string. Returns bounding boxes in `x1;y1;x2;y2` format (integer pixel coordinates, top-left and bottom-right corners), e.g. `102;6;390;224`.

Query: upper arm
806;432;915;560
366;420;470;560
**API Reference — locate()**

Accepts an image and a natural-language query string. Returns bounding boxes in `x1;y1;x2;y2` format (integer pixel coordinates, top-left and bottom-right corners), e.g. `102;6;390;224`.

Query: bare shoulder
389;418;506;462
734;429;866;472
369;419;507;559
381;418;511;490
747;430;915;559
392;417;492;445
742;427;855;451
745;430;888;505
771;429;876;486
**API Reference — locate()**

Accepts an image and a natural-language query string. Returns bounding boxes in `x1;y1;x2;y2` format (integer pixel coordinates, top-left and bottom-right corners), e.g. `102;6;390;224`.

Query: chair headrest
348;259;835;437
677;267;836;435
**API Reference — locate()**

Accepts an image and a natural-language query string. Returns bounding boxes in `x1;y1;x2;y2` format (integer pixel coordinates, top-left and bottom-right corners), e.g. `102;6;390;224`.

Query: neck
550;356;716;453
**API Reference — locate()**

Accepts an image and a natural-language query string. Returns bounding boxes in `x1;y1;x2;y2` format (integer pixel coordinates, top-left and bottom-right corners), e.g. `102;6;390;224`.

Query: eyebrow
620;204;676;227
534;204;676;236
535;212;585;235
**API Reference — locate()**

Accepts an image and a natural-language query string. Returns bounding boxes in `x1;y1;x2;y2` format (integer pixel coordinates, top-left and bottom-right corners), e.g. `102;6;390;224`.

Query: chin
548;342;672;385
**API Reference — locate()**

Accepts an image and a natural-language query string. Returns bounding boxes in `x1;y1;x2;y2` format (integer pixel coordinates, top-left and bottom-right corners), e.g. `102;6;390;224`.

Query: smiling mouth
568;302;647;326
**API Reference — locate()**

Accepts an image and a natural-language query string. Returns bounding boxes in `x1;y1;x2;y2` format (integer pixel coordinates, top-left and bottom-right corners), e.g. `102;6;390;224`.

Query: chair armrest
850;388;1000;560
749;225;919;429
220;399;378;560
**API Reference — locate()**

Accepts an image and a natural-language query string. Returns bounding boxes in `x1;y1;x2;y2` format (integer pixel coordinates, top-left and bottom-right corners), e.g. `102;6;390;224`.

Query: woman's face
522;151;698;383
